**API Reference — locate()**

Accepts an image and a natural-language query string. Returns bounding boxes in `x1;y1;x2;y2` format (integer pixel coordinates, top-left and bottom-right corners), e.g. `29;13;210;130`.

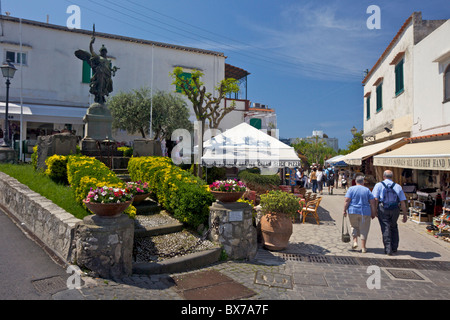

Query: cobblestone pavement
55;188;450;301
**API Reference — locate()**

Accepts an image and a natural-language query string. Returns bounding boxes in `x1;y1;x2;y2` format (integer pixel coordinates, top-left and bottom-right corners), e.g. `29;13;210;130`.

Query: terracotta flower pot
211;191;244;203
260;212;293;251
132;193;151;204
83;200;132;218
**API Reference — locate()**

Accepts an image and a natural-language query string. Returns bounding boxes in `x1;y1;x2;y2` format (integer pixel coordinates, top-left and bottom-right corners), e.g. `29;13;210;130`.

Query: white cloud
240;2;387;81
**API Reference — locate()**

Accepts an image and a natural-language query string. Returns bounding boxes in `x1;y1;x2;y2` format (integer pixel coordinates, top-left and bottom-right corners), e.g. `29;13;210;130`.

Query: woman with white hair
343;175;376;253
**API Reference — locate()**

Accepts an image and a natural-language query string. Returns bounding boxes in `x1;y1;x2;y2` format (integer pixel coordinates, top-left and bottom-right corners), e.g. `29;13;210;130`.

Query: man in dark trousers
372;170;408;255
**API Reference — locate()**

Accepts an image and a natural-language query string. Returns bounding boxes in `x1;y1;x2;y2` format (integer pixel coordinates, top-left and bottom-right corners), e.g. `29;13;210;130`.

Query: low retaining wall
0;172;81;264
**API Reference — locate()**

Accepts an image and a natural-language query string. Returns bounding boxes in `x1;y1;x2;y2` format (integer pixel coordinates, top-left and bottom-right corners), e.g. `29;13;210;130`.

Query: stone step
134;199;161;215
133;212;184;238
132;208;222;274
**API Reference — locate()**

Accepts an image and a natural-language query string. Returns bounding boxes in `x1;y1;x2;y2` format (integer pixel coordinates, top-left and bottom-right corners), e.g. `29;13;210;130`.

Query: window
395;59;404;95
5;50;27;65
376;83;383;112
175;72;192;93
445;64;450;102
82;60;92;83
366;94;371;120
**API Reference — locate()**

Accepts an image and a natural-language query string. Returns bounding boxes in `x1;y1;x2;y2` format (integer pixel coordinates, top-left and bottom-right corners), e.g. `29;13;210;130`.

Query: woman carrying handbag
343;175;377;253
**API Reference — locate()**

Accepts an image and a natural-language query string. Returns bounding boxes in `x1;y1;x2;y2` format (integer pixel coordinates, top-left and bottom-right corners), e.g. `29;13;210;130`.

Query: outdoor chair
293;187;306;197
299;197;322;225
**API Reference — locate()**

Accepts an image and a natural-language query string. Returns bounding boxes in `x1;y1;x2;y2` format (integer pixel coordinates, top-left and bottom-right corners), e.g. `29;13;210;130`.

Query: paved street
51;187;450;302
2;186;449;304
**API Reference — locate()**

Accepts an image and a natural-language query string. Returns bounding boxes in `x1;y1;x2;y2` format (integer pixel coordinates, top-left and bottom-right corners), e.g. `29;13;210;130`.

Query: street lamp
0;59;17;147
351;126;357;137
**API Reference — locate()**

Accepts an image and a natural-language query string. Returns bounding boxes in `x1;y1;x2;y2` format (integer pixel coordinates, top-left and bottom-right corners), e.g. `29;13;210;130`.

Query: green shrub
31;145;38;170
260;190;300;217
118;146;133;157
67;155;136;218
237;169;279;194
128;156;215;228
45;155;68;184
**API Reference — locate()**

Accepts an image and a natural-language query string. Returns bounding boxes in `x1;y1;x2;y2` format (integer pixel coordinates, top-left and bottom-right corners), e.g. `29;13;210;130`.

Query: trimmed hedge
44;154;136;218
128;156;214;228
237;169;280;193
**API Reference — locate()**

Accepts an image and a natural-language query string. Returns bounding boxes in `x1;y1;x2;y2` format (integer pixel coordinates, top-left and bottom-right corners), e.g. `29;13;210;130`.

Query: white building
0;15;252;156
345;12;450;191
362;12;448;142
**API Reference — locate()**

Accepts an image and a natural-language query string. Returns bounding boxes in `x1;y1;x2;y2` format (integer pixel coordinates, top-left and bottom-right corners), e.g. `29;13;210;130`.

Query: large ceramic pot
132;193;151;205
211;191;244;203
260;212;293;251
83;200;132;218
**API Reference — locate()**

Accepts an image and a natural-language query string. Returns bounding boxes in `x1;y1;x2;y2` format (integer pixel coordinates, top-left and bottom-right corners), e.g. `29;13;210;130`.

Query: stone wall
0;172;81;264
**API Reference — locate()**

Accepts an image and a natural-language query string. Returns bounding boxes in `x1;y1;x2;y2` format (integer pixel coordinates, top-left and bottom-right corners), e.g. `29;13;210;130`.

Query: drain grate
254;271;293;289
331;256;360;265
32;276;67;294
384;269;426;281
307;255;332;264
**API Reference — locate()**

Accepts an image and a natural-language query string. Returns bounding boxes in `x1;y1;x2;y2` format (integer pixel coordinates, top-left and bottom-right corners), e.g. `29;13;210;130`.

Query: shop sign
373;157;450;170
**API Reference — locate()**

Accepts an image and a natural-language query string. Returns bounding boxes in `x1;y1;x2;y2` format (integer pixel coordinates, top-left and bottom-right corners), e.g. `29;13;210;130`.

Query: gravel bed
134;212;179;229
133;230;218;262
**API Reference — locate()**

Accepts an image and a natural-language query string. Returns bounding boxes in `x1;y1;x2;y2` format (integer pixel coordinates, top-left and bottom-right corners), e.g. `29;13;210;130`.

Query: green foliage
260;190;300;217
44;155;68;184
31;145;38;170
170;67;240;129
128;156;215;228
107;87;192;140
66;155;136;218
0;163;89;220
118;146;133;157
237;169;279;194
291;138;337;166
341;129;364;155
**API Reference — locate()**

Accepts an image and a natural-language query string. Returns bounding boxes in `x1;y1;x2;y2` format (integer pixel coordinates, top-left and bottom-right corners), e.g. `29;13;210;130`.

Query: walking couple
343;170;407;254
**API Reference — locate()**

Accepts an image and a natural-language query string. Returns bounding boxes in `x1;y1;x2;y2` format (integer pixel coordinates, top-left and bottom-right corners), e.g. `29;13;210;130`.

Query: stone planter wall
0;172;81;263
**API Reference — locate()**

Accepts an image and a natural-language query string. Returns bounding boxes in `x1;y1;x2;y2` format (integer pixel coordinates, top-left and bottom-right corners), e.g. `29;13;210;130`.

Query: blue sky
3;0;450;149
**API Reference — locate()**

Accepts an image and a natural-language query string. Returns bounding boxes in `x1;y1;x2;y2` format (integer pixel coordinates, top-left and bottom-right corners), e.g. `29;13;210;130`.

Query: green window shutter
176;72;192;93
395;59;404;95
366;95;370;120
250;118;262;129
376;84;382;112
82;60;91;83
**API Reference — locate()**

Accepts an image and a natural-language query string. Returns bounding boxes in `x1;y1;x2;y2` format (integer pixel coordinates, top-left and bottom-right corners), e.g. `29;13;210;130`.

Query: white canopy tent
200;122;301;169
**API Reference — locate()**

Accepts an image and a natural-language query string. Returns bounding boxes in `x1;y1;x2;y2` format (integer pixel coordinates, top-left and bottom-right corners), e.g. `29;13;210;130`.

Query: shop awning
373;140;450;171
340;137;406;166
325;155;347;166
0;103;87;124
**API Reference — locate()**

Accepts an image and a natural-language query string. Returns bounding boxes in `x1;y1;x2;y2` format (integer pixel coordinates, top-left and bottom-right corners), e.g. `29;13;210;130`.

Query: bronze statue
75;25;119;104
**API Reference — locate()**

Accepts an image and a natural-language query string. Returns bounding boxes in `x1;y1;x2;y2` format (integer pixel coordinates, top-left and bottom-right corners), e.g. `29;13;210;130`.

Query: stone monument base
133;139;162;157
74;214;134;279
0;146;17;164
209;201;257;260
36;133;77;170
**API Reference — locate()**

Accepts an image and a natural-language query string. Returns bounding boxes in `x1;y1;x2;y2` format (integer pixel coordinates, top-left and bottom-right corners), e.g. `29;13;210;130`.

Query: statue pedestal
81;103;119;156
83;103;113;141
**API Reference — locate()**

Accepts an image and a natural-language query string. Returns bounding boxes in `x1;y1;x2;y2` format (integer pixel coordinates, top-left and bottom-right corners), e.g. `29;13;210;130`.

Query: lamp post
351;126;357;137
1;59;17;148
